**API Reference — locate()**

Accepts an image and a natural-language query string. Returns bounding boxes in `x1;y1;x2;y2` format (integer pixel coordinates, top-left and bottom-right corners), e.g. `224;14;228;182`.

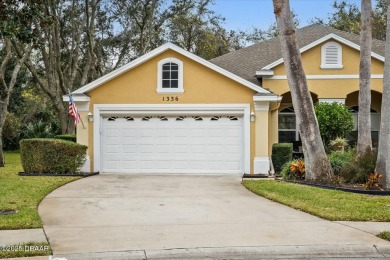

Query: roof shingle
210;24;385;85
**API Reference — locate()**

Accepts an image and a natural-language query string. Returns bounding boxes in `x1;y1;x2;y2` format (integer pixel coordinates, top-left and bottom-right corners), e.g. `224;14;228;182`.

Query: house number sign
162;96;179;102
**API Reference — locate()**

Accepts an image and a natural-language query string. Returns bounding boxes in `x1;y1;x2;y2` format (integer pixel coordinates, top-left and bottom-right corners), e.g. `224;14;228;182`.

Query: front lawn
243;180;390;221
0;152;80;229
378;231;390;241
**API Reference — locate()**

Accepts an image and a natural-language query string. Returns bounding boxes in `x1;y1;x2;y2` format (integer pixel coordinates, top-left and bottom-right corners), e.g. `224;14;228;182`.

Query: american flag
69;93;81;125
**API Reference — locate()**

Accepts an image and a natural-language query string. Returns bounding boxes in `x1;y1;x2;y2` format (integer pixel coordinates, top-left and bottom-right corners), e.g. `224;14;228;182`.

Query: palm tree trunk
376;0;390;189
272;0;333;182
358;0;373;155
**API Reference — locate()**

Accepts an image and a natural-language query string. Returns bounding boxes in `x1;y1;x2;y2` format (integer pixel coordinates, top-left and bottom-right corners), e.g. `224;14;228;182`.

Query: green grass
0;152;80;229
378;231;390;241
0;242;51;258
243;180;390;221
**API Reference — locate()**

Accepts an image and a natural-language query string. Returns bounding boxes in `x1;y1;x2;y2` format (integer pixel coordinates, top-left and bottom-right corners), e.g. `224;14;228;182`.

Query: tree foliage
315;102;354;146
314;0;388;40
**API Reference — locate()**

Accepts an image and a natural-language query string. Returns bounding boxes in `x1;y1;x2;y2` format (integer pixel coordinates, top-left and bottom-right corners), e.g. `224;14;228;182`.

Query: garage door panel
140;144;154;153
105;145;120;153
102;115;244;174
122;144;137;153
123;128;137;137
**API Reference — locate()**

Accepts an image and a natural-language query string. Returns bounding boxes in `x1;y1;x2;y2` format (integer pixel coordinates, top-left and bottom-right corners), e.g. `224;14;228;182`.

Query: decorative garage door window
101;115;244;174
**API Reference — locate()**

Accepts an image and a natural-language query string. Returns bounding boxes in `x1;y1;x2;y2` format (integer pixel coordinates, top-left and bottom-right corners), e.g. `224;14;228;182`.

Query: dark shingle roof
210;24;385;85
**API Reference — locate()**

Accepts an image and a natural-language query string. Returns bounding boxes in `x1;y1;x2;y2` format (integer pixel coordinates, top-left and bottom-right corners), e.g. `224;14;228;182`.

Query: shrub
328;150;355;176
339;149;377;184
20;138;87;174
364;173;383;190
315;102;354;145
289;159;305;180
280;162;294;180
329;137;348;152
55;134;76;142
272;143;293;174
281;159;305;180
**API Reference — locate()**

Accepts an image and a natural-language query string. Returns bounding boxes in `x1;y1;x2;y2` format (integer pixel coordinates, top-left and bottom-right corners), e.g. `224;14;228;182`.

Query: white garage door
101;115;244;174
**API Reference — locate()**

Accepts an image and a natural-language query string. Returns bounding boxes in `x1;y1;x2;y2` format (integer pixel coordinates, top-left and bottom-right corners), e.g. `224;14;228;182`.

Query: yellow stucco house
64;24;385;175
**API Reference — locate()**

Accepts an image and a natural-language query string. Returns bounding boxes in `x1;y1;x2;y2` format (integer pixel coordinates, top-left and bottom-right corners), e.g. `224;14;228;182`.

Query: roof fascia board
253;95;282;102
62;94;90;102
261;33;384;70
74;42;270;94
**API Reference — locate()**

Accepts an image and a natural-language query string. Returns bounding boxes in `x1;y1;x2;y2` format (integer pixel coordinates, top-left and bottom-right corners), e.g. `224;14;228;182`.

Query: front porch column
254;101;270;174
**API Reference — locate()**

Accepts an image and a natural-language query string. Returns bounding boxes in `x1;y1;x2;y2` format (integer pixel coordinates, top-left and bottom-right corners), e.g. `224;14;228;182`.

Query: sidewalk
1;222;390;259
6;223;388;247
6;244;390;259
0;229;47;246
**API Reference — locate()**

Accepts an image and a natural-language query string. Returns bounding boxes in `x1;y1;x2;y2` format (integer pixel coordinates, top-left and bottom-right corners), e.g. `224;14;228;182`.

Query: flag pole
79;115;86;129
69;89;85;129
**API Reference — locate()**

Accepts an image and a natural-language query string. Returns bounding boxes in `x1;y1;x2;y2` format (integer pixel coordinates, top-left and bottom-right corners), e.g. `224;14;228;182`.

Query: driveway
39;175;390;256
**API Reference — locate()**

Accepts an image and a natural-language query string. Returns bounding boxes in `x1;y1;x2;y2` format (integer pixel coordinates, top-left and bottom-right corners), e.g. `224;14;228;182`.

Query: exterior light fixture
87;112;93;122
250;111;255;122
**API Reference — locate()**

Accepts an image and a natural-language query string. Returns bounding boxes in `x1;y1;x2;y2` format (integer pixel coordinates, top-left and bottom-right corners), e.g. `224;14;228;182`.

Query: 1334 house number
162;96;179;102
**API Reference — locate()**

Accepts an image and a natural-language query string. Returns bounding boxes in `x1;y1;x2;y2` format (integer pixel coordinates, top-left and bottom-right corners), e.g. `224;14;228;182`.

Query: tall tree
12;0;107;134
0;0;43;166
272;0;333;182
376;0;390;189
0;40;31;167
357;0;373;155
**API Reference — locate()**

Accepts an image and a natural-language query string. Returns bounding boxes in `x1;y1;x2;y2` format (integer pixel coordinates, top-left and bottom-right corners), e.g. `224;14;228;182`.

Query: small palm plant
330;137;348;152
24;120;54;139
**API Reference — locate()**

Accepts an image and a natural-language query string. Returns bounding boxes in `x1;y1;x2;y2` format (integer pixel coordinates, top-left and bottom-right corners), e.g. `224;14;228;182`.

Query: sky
210;0;363;31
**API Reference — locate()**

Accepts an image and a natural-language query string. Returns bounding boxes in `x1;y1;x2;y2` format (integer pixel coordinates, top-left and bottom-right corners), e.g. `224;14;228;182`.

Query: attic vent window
321;41;343;69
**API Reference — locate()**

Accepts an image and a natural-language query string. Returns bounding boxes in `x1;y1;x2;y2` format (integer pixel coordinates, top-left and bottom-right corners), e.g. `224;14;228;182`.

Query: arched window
157;58;184;93
321;41;343;69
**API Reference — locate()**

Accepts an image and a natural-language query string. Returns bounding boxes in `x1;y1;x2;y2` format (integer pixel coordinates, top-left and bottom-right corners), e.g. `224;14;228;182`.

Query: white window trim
93;104;251;174
157;57;184;94
320;41;343;69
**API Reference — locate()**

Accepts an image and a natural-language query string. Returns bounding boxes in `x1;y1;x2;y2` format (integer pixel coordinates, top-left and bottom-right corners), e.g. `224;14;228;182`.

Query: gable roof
210;24;385;84
73;42;270;95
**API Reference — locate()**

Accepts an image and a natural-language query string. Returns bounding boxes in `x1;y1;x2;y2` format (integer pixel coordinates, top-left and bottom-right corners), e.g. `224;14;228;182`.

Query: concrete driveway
39;175;390;256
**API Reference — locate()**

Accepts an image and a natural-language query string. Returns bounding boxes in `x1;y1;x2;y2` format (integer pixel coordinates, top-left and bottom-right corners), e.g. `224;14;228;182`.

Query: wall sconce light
250;111;255;122
87;112;93;122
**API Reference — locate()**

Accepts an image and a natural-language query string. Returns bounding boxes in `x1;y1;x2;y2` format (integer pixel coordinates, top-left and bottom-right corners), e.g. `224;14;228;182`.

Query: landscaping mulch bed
242;173;270;179
284;179;390;196
18;172;99;177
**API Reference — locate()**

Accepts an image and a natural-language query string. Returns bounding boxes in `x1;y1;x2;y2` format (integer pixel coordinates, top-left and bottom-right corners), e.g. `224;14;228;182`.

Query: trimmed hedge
55;134;76;142
20;138;87;174
272;143;293;174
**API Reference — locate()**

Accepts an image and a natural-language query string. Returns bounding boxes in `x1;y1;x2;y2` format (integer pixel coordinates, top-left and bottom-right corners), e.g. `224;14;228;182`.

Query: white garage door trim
93;104;251;174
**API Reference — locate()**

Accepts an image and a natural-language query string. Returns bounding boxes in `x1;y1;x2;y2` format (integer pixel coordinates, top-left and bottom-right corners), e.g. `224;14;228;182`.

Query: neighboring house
64;24;384;175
